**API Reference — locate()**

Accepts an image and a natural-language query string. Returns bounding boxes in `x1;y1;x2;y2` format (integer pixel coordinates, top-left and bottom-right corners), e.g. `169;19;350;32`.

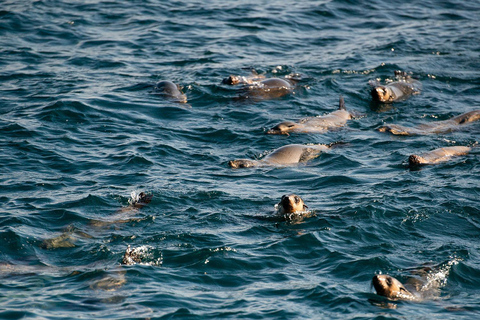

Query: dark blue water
1;0;479;318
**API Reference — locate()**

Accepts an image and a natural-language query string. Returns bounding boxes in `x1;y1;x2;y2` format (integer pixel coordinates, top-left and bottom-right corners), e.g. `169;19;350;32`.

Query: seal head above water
372;275;417;301
370;71;421;103
154;80;187;103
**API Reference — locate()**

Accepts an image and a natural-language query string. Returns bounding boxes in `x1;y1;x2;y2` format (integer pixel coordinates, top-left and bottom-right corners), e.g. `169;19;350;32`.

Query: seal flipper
338;95;346;111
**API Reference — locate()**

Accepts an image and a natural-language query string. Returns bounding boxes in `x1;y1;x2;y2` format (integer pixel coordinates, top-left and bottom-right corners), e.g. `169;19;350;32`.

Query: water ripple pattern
1;0;479;318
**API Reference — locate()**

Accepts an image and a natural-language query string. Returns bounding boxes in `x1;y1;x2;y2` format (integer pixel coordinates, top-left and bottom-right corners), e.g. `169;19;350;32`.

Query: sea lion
154;80;187;103
122;245;144;265
372;275;418;301
241;77;295;100
224;72;296;100
408;146;471;167
228;143;331;168
370;71;421;103
267;96;352;135
275;194;311;220
90;191;153;227
379;110;480;135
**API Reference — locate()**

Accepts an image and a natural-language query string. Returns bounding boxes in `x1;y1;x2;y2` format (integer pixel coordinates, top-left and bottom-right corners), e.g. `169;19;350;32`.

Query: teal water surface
1;0;480;319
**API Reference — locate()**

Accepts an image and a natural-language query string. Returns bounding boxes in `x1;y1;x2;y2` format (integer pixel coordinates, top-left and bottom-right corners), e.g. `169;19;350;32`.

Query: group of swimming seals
119;71;476;299
371;72;477;168
224;70;477;303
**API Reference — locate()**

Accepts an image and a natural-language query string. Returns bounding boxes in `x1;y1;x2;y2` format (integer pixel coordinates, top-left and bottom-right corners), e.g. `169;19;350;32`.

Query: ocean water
1;0;479;319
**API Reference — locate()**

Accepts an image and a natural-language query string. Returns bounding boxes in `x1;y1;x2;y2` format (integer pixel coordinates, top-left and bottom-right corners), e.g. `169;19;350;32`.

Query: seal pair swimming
379;110;480;135
267;96;353;135
370;71;421;103
228;143;332;168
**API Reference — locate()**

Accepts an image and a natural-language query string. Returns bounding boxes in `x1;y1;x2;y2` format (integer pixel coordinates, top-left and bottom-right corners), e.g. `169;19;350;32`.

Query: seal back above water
229;143;331;169
408;146;471;167
370;71;421;103
267;96;352;135
379;110;480;136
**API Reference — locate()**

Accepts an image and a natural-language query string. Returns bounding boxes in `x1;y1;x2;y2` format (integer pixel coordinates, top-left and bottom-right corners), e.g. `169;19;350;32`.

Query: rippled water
1;0;479;319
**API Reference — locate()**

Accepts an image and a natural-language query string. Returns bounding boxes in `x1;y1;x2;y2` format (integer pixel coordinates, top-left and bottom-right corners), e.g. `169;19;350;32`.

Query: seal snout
267;121;297;135
371;87;389;102
278;194;307;214
408;154;424;167
229;159;255;169
223;75;240;85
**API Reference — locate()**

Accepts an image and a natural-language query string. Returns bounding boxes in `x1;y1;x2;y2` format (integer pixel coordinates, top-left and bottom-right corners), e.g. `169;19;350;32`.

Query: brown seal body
372;275;417;301
370;71;421;103
267;96;352;135
154;80;187;103
379;110;480;135
229;144;330;168
408;146;471;167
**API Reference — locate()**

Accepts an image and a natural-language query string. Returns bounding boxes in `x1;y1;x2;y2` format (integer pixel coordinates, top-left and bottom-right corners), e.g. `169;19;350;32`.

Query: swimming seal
275;194;311;220
267;96;352;135
408;146;471;167
370;71;421;103
372;275;417;301
379;110;480;135
228;143;331;168
154;80;187;103
224;72;296;100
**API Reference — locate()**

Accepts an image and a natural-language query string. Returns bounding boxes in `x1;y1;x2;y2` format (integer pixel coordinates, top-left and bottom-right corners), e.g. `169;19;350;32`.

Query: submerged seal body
370;71;421;103
379;110;480;135
372;275;417;301
408;146;471;167
154;80;187;103
229;143;330;168
267;96;352;135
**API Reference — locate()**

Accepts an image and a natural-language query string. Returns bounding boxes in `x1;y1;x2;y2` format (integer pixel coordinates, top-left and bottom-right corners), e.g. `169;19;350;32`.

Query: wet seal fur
408;146;471;167
372;275;418;301
228;143;333;168
275;194;312;220
379;110;480;135
154;80;187;103
267;96;353;135
223;71;298;100
370;71;421;103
